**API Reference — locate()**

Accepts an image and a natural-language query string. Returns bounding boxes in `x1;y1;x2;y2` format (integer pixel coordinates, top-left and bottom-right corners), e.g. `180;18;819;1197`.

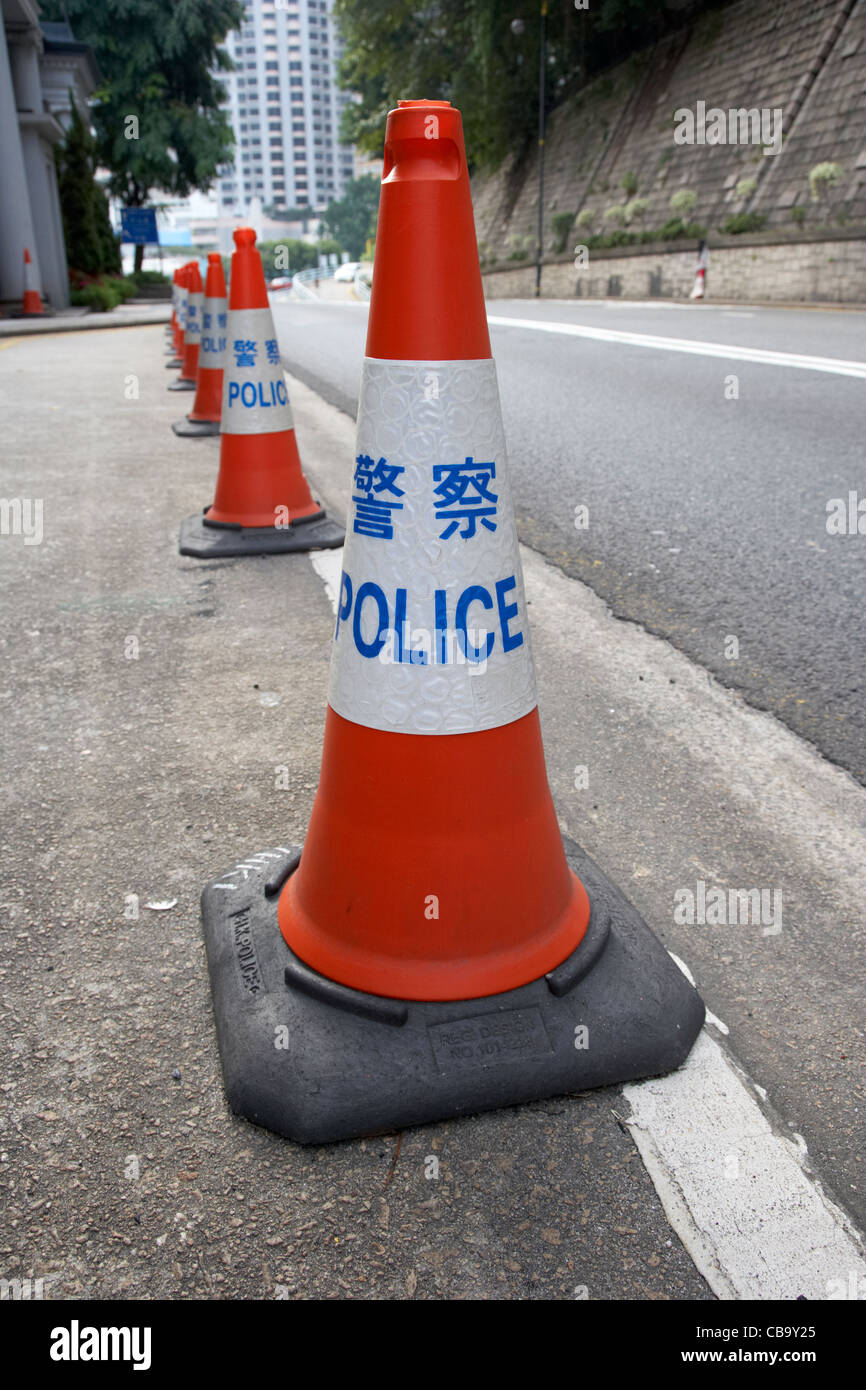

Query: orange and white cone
21;249;44;316
166;266;187;368
166;269;180;351
168;262;202;392
198;100;704;1145
178;228;344;555
173;253;228;436
690;266;706;300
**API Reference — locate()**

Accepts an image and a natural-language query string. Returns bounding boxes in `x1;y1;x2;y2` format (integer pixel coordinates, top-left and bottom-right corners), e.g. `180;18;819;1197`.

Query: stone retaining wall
482;235;866;304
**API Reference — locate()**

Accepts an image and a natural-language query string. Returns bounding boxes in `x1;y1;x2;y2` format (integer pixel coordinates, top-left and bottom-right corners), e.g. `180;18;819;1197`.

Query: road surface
271;295;866;785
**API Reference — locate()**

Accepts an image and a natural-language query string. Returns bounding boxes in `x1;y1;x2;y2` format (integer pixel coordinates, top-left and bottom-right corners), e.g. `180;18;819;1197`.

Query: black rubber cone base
172;416;220;437
168;377;196;392
165;358;182;368
200;838;705;1145
179;508;344;558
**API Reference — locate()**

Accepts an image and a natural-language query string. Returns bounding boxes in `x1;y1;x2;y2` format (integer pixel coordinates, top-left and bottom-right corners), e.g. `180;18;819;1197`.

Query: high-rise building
217;0;355;216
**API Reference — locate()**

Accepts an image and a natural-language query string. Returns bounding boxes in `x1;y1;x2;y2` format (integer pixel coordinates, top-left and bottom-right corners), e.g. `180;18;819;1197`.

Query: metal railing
290;265;336;299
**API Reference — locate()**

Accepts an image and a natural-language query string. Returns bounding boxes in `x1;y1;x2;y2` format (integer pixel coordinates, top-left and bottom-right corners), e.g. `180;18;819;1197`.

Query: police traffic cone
165;270;180;352
178;228;344;556
168;261;202;391
199;101;704;1144
165;265;186;369
20;248;44;316
173;254;227;437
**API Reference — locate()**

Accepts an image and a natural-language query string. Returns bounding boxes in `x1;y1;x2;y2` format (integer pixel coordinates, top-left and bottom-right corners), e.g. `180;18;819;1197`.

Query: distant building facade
216;0;355;219
0;1;98;309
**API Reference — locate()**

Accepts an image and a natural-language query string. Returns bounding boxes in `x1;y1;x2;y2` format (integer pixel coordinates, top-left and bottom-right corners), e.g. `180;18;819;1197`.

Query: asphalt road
271;296;866;785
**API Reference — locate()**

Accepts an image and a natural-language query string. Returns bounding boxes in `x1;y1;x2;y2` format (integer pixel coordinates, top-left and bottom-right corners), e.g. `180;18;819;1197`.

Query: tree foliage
42;0;243;207
56;100;120;275
335;0;726;171
320;175;380;260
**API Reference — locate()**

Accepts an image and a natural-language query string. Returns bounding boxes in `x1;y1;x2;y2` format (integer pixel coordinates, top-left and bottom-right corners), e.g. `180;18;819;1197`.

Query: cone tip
234;227;257;249
24;248;31;263
208;252;222;264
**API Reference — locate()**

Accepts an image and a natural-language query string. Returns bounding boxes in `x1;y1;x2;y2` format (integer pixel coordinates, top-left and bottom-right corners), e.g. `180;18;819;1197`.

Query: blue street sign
120;207;159;245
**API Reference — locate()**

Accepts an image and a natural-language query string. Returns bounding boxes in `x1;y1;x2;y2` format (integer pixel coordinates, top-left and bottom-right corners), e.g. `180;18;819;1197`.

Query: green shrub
129;268;169;286
735;176;758;199
621;170;638;196
585;229;638;250
809;161;843;202
550;211;575;253
656;217;707;241
669;189;698;217
575;209;595;230
624;197;648;223
790;206;806;225
720;211;767;234
106;276;138;301
70;281;122;312
604;204;627;227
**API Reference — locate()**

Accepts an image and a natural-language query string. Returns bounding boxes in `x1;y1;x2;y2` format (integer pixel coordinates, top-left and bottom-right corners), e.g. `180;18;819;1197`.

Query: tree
56;100;120;276
42;0;243;269
335;0;727;172
258;239;320;277
320;176;380;260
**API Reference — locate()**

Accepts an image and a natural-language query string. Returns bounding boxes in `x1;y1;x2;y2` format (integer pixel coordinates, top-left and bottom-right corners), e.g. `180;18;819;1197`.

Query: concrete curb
0;306;171;337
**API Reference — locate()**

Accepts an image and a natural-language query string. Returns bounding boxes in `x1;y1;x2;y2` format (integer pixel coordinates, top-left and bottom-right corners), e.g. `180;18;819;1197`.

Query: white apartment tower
217;0;355;214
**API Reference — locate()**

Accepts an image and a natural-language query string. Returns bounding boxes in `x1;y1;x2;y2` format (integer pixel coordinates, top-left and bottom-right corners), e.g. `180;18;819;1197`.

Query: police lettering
227;379;288;409
334;568;524;664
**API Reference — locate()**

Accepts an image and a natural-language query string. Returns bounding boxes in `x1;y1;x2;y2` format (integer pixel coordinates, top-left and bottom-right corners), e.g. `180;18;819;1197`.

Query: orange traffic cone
173;254;227;437
199;101;704;1143
165;265;187;368
168;261;202;391
165;269;180;353
178;228;343;556
20;248;44;316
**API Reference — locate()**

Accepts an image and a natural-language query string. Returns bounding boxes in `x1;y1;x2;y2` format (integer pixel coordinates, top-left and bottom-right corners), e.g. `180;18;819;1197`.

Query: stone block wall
481;235;866;305
473;0;866;261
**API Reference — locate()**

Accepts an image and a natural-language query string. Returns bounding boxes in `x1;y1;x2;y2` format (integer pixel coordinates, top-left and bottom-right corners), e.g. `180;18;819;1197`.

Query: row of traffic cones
167;242;343;555
172;100;704;1145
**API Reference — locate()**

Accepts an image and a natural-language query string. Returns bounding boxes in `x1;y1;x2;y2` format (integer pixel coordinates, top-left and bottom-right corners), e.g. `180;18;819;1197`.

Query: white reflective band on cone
200;296;227;367
178;288;188;329
221;306;294;436
328;358;538;736
185;291;203;341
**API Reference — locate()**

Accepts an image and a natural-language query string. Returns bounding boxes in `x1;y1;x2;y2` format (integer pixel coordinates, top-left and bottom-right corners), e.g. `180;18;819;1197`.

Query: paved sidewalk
0;325;710;1300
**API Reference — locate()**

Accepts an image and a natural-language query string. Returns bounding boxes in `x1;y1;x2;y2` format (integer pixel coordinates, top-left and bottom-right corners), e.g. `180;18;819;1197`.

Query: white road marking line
310;546;344;615
487;314;866;378
624;956;866;1300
